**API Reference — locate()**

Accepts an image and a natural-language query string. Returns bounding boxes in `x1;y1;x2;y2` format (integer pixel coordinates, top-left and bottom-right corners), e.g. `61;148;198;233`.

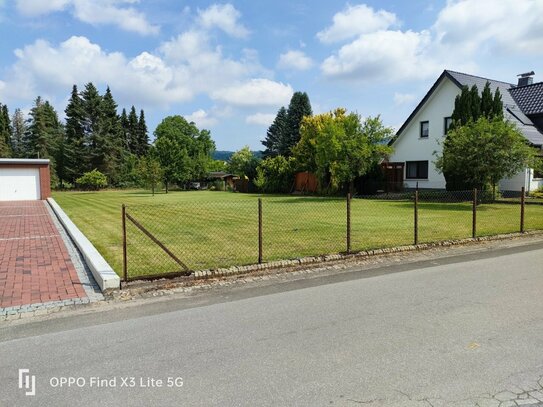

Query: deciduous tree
227;146;260;179
435;117;540;193
294;109;393;193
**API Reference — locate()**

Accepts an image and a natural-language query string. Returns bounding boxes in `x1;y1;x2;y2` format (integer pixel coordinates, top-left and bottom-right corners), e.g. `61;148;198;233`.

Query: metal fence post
346;193;352;254
258;198;263;263
122;204;128;283
520;186;525;233
472;188;477;239
414;190;418;245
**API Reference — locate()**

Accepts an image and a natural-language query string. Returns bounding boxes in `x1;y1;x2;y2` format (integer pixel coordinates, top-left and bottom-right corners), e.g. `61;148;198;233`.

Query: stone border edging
47;198;120;291
187;231;543;280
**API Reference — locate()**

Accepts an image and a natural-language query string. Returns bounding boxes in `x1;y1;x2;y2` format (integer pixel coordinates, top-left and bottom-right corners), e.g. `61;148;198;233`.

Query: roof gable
391;70;453;142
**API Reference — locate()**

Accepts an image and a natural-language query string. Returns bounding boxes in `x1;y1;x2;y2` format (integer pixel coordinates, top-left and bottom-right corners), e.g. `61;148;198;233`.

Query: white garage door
0;167;41;201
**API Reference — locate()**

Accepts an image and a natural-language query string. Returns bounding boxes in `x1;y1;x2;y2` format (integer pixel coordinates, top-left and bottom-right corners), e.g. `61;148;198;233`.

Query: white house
388;70;543;192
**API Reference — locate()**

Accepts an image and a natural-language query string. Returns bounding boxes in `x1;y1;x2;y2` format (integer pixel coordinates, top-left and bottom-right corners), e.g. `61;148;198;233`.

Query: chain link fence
121;188;543;281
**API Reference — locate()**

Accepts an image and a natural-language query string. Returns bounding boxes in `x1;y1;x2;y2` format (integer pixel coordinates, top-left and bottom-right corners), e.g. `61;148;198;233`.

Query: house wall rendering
389;76;459;189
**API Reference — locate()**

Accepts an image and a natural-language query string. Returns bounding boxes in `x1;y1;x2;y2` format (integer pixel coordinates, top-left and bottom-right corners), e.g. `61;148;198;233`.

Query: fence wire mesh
263;197;346;261
122;189;543;281
352;192;414;251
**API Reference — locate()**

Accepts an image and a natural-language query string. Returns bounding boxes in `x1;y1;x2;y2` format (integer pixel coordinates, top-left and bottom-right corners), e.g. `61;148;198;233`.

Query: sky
0;0;542;151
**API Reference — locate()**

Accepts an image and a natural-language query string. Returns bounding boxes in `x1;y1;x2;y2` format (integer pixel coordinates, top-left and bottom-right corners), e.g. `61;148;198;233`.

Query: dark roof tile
509;82;543;115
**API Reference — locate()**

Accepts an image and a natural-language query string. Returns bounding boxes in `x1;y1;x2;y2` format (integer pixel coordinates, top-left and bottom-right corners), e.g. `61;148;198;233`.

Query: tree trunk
165;181;169;194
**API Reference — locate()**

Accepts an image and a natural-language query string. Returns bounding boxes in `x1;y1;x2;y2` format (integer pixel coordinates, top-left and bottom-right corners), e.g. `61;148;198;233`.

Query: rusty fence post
472;188;477;239
258;198;263;264
414;190;418;245
122;204;128;283
520;186;525;233
346;193;352;254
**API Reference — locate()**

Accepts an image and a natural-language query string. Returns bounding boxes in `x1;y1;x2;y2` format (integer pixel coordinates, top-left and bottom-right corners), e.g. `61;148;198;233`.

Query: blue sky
0;0;542;150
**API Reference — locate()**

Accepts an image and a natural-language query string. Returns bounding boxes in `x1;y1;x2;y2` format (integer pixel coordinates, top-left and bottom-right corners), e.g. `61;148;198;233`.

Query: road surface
2;241;543;406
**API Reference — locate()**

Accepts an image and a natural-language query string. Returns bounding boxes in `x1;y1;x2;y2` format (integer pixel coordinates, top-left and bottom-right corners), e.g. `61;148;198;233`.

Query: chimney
517;71;535;86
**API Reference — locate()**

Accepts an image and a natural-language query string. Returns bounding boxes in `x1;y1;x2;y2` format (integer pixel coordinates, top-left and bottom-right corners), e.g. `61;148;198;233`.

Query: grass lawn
52;190;543;278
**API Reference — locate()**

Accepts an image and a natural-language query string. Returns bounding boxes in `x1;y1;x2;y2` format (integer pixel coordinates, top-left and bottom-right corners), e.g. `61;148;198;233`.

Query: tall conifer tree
262;106;287;158
136;109;149;157
64;85;85;181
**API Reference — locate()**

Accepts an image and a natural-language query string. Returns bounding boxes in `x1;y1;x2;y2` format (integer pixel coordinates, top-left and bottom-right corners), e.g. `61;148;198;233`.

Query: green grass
52;190;543;278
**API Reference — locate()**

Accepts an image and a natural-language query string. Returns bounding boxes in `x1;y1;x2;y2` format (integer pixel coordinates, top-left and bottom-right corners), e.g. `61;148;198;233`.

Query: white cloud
15;0;70;16
197;3;249;38
319;0;543;85
15;0;159;35
185;109;217;127
2;36;186;105
321;30;437;82
245;113;275;126
317;4;398;44
393;92;416;106
278;50;314;71
433;0;543;54
0;32;293;117
211;79;293;107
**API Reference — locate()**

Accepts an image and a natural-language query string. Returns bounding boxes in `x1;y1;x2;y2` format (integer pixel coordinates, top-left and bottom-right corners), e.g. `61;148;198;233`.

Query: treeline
0;83;149;187
226;91;393;194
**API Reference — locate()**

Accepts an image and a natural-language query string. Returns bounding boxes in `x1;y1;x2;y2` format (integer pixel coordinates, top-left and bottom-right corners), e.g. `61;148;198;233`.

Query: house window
444;117;453;134
420;121;429;138
406;161;429;179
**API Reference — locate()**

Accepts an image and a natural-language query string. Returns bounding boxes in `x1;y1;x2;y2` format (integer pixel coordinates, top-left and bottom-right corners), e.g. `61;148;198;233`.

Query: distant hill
213;150;263;161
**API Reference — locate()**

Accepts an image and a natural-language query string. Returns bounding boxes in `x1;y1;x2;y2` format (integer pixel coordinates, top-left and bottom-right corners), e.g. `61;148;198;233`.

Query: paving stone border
126;230;543;285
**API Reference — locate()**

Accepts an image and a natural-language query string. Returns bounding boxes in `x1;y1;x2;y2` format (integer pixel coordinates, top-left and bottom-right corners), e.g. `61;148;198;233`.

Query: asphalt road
2;242;543;406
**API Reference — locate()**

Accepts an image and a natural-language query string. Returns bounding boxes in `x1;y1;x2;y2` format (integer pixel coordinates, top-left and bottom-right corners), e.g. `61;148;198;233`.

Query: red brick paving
0;201;87;308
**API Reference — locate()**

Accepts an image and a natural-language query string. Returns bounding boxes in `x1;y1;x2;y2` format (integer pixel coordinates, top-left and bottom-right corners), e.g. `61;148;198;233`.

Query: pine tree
10;108;26;158
480;82;494;119
262;106;287;158
64;85;86;181
98;86;123;181
120;108;130;150
136;109;149;157
26;97;62;159
280;92;312;156
0;103;11;157
127;106;139;155
81;82;102;171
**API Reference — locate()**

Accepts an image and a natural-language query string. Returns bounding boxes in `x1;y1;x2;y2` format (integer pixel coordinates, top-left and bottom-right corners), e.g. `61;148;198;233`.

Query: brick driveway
0;201;87;308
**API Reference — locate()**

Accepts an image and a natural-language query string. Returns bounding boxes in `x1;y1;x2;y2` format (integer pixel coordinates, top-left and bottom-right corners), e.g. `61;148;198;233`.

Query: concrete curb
47;198;120;291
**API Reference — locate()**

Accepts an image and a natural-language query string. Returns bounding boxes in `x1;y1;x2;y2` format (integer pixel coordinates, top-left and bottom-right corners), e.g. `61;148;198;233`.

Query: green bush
209;179;225;191
530;186;543;199
76;169;108;191
254;155;295;193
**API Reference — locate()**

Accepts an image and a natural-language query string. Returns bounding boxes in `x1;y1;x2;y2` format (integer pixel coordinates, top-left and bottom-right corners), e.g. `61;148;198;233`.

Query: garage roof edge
0;158;50;165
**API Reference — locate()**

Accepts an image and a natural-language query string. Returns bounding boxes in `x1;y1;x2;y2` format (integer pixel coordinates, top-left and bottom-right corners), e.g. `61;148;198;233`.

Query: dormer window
420;121;429;138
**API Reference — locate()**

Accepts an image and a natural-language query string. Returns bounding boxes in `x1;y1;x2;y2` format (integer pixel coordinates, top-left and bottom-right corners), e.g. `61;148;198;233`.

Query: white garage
0;159;51;201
